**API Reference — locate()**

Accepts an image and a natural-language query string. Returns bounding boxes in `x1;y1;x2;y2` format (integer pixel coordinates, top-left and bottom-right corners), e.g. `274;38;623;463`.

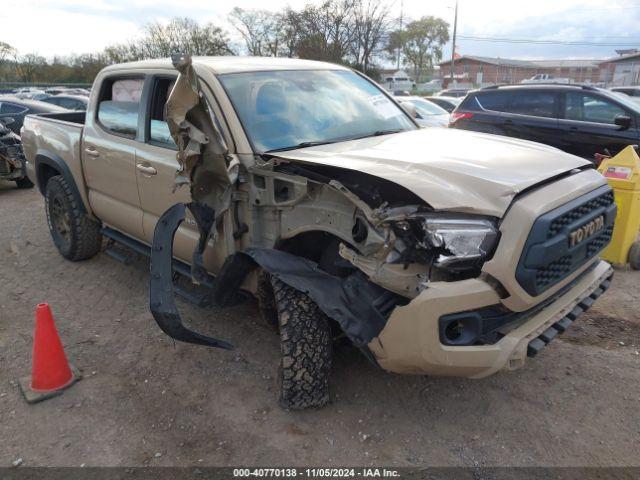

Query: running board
101;226;216;303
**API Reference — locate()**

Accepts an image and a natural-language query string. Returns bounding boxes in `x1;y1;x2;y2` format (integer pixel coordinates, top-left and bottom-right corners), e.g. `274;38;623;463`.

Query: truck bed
21;110;87;202
32;111;86;125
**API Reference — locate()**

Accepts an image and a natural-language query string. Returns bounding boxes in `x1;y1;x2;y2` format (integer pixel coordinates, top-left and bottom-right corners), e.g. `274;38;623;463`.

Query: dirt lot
1;181;640;468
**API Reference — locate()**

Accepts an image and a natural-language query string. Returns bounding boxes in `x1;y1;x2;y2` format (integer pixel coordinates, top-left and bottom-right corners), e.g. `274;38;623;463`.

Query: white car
395;96;449;127
521;74;570;84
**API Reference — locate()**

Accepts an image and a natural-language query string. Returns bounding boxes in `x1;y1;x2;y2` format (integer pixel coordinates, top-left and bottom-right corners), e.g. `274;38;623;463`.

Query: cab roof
101;56;350;75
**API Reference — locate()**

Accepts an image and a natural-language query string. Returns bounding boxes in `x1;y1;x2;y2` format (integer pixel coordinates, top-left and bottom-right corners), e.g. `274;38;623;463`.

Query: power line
457;35;640;46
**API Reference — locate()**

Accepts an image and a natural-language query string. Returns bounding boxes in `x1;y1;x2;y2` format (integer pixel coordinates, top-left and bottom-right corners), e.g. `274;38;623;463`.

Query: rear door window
147;77;177;148
505;91;557;118
472;91;510;112
97;77;144;138
564;92;627;124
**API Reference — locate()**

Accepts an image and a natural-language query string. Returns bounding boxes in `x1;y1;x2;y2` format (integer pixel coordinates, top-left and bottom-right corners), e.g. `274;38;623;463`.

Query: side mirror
0;117;15;126
614;114;631;130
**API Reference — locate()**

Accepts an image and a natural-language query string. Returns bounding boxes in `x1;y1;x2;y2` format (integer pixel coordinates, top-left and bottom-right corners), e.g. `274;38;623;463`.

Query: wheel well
277;231;341;263
37;163;61;193
277;231;354;277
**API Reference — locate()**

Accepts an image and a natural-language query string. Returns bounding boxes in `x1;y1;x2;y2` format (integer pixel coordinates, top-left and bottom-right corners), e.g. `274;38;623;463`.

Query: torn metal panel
338;244;428;298
166;53;235;217
149;202;234;350
243;247;406;347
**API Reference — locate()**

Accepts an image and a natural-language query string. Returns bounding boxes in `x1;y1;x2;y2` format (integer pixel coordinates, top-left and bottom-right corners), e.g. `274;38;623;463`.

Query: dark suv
449;84;640;160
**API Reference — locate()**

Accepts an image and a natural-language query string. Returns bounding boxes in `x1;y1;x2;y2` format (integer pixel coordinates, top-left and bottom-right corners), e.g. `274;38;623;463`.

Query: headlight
423;217;499;271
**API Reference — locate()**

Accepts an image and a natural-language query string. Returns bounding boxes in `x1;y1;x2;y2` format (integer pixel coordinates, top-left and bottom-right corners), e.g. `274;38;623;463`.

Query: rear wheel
45;175;102;261
629;241;640;270
15;177;34;189
271;277;332;410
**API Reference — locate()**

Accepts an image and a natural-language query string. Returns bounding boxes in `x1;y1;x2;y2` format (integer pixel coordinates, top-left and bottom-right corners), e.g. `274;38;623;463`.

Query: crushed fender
149;202;234;349
243;248;407;347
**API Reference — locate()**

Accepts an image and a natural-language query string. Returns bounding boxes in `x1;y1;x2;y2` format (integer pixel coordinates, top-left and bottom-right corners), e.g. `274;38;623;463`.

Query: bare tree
296;0;356;63
229;8;282;56
350;0;391;73
14;53;47;83
136;18;234;58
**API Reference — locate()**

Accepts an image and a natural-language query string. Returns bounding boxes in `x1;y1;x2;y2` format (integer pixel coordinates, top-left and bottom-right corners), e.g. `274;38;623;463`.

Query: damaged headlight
424;217;499;272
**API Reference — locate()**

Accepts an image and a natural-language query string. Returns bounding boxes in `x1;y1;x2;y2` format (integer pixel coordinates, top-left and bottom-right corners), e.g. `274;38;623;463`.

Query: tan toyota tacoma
21;55;616;409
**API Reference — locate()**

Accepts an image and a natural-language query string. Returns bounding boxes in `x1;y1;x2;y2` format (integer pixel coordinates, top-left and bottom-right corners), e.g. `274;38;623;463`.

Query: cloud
2;0;640;60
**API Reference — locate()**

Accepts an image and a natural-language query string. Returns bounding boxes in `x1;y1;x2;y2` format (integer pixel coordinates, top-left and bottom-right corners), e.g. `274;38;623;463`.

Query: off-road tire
256;271;278;330
629;241;640;270
271;277;332;410
45;175;102;261
15;176;34;189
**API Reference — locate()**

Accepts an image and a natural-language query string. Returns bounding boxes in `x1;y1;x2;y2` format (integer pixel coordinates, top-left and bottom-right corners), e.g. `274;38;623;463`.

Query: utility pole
450;0;458;86
396;0;404;70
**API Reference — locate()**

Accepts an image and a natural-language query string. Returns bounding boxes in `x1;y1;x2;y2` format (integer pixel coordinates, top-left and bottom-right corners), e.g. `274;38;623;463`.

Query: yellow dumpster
597;145;640;269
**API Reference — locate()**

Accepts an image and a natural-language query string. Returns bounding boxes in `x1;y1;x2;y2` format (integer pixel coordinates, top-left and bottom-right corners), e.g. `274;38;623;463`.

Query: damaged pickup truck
0;119;33;188
21;55;616;409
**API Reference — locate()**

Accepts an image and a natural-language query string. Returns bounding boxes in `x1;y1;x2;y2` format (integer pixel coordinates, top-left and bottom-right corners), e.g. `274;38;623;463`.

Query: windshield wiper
264;140;337;153
350;129;404;141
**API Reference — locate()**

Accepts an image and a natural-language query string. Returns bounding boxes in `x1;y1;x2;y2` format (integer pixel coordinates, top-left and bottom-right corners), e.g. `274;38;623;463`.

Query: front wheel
45;175;102;261
271;277;332;410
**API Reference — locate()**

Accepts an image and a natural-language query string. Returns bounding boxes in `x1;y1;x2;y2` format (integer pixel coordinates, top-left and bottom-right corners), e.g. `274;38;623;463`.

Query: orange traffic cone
19;303;81;403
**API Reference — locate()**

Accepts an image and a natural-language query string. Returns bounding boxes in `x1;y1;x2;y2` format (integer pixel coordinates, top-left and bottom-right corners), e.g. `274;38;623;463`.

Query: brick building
438;55;601;88
598;51;640;86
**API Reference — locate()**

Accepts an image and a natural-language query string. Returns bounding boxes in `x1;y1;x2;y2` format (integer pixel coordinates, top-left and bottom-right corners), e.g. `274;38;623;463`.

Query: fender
35;150;87;214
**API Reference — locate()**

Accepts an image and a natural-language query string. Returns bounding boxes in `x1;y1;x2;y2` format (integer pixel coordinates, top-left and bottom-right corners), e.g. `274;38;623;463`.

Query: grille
548;191;614;238
535;255;572;290
516;185;616;296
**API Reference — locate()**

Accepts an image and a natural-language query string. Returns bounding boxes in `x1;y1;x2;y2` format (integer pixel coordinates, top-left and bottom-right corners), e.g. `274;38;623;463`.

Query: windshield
609;90;640;110
404;98;447;116
219;69;416;152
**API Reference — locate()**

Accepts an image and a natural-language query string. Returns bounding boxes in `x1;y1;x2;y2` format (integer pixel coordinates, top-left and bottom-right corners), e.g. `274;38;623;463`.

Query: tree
295;0;356;63
136;17;234;59
387;16;449;83
229;7;282;56
278;8;303;58
0;42;17;82
15;53;47;83
350;0;391;73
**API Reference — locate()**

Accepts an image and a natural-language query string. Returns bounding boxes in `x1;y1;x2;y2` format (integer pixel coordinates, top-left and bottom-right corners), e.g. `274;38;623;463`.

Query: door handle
136;163;157;175
84;146;99;157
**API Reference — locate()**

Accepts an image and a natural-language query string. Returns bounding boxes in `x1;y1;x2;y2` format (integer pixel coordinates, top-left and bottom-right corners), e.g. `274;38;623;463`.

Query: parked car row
0;97;69;134
7;86;89;110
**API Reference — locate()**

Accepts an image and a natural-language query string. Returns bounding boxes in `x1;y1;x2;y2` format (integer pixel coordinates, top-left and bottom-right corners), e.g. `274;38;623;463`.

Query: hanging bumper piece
149;202;234;350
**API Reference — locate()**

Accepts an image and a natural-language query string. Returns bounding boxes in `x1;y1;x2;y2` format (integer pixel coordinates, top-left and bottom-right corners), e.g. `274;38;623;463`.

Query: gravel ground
1;181;639;467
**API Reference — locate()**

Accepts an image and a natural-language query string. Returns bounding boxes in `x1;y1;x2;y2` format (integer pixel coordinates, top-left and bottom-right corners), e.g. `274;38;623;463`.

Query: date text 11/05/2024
233;468;401;478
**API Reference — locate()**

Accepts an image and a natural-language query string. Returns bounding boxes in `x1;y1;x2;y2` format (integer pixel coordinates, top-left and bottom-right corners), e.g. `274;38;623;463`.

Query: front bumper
367;259;613;378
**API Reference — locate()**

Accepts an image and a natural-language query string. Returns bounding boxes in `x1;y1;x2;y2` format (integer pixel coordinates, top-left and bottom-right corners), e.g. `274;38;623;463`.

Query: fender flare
35;150;87;214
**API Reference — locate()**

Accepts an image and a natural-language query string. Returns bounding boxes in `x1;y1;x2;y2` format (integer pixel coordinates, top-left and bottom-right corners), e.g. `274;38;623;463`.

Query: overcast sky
3;0;640;62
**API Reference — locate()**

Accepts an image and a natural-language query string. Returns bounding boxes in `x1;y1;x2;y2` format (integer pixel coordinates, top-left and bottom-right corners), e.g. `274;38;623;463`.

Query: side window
46;97;62;106
473;91;510;112
148;77;177;148
97;77;144;138
0;102;27;114
505;91;557;118
565;93;626;124
58;98;76;109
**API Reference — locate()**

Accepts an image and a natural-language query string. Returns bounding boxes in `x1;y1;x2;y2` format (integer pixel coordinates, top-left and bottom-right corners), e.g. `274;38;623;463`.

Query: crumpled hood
275;128;592;217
